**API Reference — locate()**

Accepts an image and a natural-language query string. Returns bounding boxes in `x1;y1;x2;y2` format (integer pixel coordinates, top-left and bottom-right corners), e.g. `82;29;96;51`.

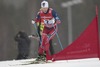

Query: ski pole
32;20;46;49
45;19;63;50
32;20;42;44
53;25;63;50
32;20;39;36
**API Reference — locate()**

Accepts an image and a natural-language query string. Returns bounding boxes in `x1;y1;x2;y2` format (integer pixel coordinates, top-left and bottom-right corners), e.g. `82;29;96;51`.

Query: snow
0;58;100;67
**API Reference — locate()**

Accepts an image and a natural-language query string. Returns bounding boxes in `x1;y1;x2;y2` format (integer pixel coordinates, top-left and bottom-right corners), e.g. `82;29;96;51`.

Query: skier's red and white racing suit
35;8;61;59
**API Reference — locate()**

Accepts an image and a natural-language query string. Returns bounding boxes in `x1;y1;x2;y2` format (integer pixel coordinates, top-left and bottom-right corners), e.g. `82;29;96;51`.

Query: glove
32;20;35;24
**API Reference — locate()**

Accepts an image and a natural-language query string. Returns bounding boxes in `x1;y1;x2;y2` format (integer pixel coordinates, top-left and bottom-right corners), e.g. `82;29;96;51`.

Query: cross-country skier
32;0;61;61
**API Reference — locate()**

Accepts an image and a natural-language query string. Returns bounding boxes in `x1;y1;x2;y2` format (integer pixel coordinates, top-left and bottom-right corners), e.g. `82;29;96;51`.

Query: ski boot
35;55;42;61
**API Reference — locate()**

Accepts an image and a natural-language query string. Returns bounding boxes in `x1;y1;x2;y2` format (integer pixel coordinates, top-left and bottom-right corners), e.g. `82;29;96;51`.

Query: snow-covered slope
0;58;100;67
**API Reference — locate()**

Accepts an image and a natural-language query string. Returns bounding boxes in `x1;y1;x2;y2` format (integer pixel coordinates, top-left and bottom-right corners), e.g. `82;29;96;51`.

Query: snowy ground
0;58;100;67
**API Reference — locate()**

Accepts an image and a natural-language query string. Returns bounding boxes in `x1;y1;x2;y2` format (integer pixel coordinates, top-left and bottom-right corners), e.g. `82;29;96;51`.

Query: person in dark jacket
15;31;31;60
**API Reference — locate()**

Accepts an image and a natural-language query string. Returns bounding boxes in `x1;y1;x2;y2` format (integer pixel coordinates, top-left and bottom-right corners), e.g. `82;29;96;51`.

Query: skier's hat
41;1;49;8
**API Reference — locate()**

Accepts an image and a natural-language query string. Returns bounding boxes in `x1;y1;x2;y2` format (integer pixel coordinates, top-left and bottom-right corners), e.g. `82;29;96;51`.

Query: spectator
14;31;31;60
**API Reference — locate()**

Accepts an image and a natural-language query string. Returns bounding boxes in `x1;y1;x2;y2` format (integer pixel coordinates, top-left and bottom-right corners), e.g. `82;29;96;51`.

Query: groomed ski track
0;58;100;67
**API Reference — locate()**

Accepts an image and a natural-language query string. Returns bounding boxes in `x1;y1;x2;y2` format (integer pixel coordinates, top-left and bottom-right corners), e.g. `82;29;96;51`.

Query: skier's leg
42;34;51;60
36;33;47;61
46;27;57;55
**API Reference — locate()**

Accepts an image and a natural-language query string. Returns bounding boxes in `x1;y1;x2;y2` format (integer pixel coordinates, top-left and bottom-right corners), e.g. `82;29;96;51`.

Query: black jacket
15;31;31;55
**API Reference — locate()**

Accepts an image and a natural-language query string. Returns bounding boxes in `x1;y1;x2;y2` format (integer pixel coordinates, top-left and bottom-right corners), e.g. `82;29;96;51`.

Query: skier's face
41;7;48;13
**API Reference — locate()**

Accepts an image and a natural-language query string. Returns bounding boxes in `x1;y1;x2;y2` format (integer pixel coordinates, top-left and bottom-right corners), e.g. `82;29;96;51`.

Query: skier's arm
52;10;61;26
32;12;41;25
35;12;41;23
32;12;42;38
